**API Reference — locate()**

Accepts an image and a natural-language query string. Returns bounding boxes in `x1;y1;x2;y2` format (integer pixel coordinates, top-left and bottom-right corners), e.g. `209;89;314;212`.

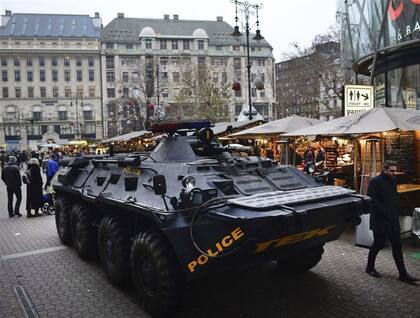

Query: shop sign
375;83;386;106
402;88;417;109
41;100;58;106
344;85;374;116
389;0;420;43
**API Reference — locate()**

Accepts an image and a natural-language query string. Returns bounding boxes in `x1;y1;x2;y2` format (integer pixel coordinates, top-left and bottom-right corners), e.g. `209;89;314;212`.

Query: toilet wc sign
344;85;374;116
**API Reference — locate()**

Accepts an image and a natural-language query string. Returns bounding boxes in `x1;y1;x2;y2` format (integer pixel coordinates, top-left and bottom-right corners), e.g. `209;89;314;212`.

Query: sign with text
402;88;417;109
344;85;374;116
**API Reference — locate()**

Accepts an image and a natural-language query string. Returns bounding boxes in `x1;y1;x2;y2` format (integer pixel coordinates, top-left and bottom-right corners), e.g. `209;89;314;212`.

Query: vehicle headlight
182;175;196;188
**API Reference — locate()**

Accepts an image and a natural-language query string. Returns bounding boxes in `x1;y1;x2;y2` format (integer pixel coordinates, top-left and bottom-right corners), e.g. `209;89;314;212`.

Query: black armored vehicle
52;121;370;317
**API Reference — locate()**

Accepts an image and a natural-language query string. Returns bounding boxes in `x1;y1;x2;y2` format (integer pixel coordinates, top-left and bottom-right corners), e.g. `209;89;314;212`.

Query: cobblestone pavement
0;180;419;317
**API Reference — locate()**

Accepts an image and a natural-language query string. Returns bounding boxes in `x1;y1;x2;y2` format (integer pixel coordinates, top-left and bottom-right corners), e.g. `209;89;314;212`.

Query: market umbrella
282;107;420;137
229;115;320;138
39;143;61;149
101;130;151;144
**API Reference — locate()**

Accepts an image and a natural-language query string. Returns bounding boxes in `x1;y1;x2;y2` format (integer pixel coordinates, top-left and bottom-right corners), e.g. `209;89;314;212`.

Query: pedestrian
45;153;59;189
366;161;418;284
1;156;23;217
23;158;43;217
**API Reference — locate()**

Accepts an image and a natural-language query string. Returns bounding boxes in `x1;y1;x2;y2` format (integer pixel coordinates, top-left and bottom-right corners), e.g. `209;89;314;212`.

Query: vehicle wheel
131;231;184;317
277;245;324;273
54;196;73;245
98;217;131;286
71;202;98;260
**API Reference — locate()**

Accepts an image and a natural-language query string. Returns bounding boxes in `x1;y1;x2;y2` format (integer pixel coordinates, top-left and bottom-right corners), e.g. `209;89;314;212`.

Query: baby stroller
41;187;55;215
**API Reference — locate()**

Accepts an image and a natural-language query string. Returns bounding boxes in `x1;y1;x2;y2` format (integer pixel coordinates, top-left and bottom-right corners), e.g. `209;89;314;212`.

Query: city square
1;0;420;317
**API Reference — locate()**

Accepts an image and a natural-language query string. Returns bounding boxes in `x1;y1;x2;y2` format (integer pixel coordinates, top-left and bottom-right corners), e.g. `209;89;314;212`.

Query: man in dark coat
1;156;22;217
366;161;418;284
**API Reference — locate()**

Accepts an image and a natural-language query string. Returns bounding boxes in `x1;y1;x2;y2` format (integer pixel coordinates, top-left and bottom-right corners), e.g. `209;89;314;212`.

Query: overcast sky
0;0;338;61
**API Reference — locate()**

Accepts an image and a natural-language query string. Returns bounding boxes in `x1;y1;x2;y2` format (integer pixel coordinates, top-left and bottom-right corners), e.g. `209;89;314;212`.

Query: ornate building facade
0;10;102;150
101;13;275;137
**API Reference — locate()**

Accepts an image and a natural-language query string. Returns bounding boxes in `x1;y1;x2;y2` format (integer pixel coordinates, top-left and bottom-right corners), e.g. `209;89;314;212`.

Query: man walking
45;153;59;189
366;161;418;284
1;156;23;217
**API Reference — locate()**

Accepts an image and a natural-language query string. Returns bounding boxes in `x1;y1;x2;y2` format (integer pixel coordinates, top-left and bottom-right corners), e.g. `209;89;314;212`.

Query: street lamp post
231;0;264;120
70;96;83;139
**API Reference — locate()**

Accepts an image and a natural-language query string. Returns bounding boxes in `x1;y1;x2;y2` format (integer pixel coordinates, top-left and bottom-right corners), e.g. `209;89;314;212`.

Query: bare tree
175;64;232;123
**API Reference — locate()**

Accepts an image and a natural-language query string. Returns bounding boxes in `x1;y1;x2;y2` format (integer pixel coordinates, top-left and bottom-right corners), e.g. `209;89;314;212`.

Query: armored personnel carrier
52;121;370;317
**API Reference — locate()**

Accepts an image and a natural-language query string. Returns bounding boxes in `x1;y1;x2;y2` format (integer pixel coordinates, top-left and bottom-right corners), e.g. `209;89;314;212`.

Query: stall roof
282;107;420;137
101;130;151;144
212;119;264;136
230;115;320;138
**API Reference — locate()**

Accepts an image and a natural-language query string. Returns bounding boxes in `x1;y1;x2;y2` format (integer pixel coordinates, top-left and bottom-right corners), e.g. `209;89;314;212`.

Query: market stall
229;115;320;161
283;107;420;192
100;130;154;153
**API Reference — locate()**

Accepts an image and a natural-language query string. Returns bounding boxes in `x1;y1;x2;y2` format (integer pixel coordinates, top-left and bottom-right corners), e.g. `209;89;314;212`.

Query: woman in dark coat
24;158;43;217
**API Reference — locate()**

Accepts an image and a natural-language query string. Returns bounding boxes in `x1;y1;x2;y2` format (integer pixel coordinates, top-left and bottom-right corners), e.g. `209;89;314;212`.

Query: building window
106;56;114;68
58;111;67;121
235;84;241;97
40;87;46;97
27;56;33;66
14;56;20;66
26;71;33;82
88;56;94;66
84;123;95;134
132;71;139;82
2;87;8;98
106;71;115;82
83;110;93;121
198;57;205;65
51;56;58;66
173;72;180;82
171;40;178;50
126;44;133;49
233;45;240;51
215;45;222;51
52;86;59;97
40;70;46;81
15;70;21;81
77;86;83;98
160;57;168;65
160;40;167;50
15;87;21;98
107;88;115;98
64;70;70;81
65;87;71;97
76;56;82;67
1;56;7;66
77;70;82;81
171;57;179;65
64;56;70;66
33;111;42;121
39;56;45;67
123;72;129;82
106;42;113;49
198;40;204;50
28;87;34;98
183;40;190;50
123;87;129;98
89;70;94;81
145;39;152;49
2;70;7;81
222;72;227;83
52;70;58;81
89;86;95;97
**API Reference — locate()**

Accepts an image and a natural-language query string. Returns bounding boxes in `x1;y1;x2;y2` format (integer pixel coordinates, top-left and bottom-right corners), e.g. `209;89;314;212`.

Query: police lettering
254;225;336;253
187;227;244;273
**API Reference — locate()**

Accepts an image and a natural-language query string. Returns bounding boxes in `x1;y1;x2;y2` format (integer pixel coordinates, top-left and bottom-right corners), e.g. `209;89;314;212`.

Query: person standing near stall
23;158;43;217
366;161;418;284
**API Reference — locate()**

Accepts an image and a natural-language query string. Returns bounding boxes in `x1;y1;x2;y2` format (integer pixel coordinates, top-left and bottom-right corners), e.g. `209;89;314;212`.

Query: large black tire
131;231;184;318
54;196;73;245
98;217;131;286
277;245;324;273
71;202;98;260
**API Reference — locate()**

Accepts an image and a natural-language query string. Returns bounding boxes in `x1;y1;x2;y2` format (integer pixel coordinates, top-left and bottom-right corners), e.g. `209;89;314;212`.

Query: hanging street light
231;0;264;120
